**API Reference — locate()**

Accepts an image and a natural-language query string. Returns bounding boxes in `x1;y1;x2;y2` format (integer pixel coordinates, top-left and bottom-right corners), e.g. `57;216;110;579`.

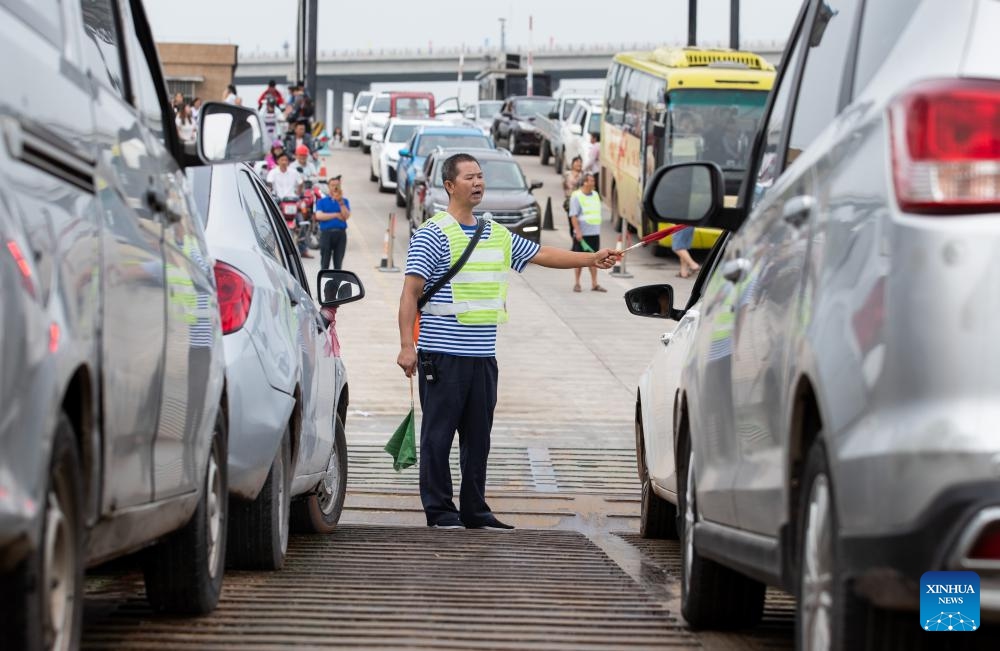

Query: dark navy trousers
417;352;498;526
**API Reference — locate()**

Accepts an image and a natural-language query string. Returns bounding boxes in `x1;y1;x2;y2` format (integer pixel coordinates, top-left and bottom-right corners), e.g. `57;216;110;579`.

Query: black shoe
468;518;515;531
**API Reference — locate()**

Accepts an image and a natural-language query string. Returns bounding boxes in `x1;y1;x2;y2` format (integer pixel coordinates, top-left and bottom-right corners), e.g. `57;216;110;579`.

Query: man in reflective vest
397;153;621;529
569;173;605;293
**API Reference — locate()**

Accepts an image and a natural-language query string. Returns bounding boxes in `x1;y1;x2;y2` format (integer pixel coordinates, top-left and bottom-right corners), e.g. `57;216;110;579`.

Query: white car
360;93;391;153
461;100;504;136
560;99;603;173
370;118;438;192
629;234;727;539
348;91;375;147
190;163;366;570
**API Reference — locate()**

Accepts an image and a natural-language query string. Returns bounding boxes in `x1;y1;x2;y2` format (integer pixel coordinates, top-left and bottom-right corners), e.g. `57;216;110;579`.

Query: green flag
578;237;595;253
385;378;417;471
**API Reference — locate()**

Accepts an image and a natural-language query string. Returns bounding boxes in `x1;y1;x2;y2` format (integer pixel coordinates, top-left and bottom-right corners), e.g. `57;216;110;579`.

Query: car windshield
354;94;373;111
417;134;491;156
587;112;602;135
479;101;502;118
561;99;579;120
371;96;390;112
389;124;419;143
512;99;556;117
434;159;525;190
395;97;432;117
668;89;768;171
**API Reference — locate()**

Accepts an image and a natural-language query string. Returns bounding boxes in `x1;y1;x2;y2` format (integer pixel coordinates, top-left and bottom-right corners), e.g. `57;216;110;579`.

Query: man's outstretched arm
530;246;621;270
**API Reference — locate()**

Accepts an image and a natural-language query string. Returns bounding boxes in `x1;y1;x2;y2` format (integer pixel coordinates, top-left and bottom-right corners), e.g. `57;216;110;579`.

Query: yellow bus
599;48;775;250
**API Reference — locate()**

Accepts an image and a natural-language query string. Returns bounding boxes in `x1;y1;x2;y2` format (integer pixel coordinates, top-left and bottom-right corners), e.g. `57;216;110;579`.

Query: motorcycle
277;196;300;234
297;179;322;251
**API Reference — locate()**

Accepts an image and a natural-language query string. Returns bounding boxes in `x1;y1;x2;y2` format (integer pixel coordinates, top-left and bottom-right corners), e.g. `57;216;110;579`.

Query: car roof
416;126;488;136
387;118;439;127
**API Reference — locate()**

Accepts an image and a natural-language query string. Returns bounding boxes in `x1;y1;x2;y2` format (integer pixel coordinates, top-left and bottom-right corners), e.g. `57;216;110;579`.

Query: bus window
667;89;768;171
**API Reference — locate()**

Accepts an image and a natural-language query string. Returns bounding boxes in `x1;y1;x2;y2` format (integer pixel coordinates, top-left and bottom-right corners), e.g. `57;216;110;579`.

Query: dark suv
410;148;543;243
0;0;267;647
491;96;557;155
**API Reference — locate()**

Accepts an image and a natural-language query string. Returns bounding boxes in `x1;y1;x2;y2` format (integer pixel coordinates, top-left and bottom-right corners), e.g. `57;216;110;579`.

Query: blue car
395;126;494;208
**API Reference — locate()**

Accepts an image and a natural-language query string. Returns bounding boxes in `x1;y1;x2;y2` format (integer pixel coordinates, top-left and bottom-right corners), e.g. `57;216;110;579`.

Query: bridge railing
237;40;786;63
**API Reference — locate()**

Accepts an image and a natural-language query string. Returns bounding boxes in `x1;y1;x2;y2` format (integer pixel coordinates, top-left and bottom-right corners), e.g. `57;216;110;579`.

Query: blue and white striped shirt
406;217;540;357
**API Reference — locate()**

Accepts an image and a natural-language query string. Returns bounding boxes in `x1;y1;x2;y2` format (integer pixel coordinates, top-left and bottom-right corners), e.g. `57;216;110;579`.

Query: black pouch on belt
419;352;438;384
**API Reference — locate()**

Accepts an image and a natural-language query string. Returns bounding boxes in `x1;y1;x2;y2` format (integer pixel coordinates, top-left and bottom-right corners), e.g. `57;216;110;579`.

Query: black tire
509;132;518;154
143;408;228;615
555;149;564;175
795;440;925;651
395;186;406;208
0;414;83;651
677;436;765;630
636;407;678;539
540;140;551;166
377;177;392;194
226;430;291;571
292;415;348;533
361;144;371;154
348;140;359;148
369;168;377;183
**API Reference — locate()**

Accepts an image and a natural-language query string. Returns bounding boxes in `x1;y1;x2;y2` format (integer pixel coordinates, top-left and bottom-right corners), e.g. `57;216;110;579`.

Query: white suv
360;93;391;153
347;91;374;147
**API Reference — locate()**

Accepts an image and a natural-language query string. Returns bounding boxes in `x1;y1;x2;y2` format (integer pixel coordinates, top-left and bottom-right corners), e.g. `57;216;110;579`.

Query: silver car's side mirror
623;284;682;320
198;102;268;164
318;269;366;307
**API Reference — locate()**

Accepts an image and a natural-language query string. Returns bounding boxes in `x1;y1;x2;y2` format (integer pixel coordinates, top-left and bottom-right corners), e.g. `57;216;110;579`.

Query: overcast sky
145;0;802;54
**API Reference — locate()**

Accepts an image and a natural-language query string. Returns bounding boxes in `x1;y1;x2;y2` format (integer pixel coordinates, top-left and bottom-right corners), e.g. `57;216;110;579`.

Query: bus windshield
668;89;768;171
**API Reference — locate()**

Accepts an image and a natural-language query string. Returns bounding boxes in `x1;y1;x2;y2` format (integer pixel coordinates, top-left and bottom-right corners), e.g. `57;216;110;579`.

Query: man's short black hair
442;153;481;186
277;151;290;160
268;79;276;87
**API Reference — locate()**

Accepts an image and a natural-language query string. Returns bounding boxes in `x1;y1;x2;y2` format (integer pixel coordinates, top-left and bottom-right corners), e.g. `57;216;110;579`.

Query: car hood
427;187;535;211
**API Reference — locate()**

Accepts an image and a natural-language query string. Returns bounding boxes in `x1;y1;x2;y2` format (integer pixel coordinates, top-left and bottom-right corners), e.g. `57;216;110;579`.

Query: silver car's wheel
800;473;833;651
292;414;348;533
682;448;696;597
205;449;223;578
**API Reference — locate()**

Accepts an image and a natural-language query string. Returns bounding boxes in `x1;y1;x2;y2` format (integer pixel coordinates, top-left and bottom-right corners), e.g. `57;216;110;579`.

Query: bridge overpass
235;41;785;129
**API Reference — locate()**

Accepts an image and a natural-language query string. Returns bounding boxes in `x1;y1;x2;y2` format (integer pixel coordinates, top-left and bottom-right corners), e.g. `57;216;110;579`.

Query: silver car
639;0;1000;648
0;0;268;646
189;164;364;570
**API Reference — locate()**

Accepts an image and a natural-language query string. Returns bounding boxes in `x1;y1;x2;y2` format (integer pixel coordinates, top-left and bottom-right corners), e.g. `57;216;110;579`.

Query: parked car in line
369;118;437;193
0;0;269;647
435;96;467;125
536;94;600;171
388;91;435;119
638;0;1000;647
188;164;364;569
462;100;504;136
491;96;557;155
347;91;375;147
560;99;603;175
360;93;391;153
625;234;729;540
395;126;494;209
410;148;543;243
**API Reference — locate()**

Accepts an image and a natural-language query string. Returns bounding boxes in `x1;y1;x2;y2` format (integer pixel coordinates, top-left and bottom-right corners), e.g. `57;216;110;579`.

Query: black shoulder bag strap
417;218;487;310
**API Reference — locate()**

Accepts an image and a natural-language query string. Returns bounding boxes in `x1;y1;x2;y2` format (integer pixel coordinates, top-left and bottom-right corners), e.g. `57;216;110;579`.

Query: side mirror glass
317;269;365;307
623;284;680;320
530;180;543;190
568;124;583;136
398;148;411;158
644;162;722;226
198;102;268;164
548;110;559;119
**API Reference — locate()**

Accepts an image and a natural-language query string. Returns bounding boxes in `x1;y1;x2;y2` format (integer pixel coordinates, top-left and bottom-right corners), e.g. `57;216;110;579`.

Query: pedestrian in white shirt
266;152;302;199
175;103;196;145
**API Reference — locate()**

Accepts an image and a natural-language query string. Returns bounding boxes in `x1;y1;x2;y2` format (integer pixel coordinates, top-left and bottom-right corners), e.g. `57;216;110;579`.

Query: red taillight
213;261;253;334
968;521;1000;561
890;79;1000;215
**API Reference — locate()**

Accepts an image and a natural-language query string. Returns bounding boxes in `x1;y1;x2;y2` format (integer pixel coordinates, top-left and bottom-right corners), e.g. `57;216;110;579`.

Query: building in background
157;42;239;103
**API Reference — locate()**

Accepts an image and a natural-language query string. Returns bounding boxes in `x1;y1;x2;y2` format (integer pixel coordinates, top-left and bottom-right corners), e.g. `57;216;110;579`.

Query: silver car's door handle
660;332;673;346
783;195;815;227
722;258;750;283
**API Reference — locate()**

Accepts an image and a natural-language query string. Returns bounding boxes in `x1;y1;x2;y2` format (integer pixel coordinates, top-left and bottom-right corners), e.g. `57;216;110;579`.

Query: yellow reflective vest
419;212;512;325
571;189;602;226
